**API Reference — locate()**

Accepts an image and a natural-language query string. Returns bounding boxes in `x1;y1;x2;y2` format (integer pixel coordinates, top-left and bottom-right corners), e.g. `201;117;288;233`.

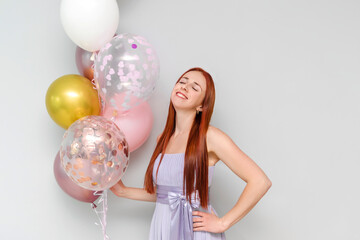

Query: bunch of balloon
44;1;125;239
93;33;160;153
46;0;120;202
45;0;160;238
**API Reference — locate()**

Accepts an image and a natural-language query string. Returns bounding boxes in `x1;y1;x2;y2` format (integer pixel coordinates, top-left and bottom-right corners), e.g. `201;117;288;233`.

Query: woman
111;67;272;240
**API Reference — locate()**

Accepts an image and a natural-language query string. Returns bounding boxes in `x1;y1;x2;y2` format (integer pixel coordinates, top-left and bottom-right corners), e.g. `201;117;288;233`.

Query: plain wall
1;0;359;239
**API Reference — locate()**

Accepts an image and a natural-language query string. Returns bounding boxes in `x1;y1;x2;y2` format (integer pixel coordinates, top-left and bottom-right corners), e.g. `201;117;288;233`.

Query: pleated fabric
149;152;226;240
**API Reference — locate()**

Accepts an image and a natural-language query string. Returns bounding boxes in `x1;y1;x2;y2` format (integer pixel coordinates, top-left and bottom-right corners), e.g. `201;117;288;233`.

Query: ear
196;106;203;112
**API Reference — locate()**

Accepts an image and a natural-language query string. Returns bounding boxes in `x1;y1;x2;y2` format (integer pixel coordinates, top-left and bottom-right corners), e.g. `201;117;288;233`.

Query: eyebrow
182;76;202;89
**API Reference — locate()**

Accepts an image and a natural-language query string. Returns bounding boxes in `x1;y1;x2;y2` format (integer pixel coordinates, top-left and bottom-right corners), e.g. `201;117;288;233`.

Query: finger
193;226;206;231
192;211;199;215
192;211;203;216
193;217;202;223
193;222;204;228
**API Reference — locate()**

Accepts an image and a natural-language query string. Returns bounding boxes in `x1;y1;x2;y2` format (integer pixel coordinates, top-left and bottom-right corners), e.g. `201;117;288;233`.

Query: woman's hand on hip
192;209;227;233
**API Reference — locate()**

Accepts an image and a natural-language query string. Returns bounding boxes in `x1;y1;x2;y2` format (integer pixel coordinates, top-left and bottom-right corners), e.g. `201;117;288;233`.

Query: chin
171;99;186;110
171;94;193;110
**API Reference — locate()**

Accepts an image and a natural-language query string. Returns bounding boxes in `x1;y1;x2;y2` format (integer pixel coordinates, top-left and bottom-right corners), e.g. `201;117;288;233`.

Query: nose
180;84;188;91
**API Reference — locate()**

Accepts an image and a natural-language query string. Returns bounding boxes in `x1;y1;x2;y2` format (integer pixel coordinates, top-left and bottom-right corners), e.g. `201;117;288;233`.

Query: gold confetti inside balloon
60;115;129;191
45;74;101;129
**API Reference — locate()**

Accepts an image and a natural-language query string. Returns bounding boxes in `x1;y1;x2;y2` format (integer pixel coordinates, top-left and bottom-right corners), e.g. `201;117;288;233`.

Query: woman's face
170;70;207;113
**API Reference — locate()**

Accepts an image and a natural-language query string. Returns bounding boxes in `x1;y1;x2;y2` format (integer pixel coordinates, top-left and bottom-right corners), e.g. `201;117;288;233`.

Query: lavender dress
149;153;226;240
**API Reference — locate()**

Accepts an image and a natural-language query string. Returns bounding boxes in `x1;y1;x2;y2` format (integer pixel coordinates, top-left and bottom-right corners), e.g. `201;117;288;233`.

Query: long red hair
144;67;215;208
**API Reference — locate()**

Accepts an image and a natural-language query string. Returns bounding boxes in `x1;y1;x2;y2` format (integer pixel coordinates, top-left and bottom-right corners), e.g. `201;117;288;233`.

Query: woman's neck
174;109;196;137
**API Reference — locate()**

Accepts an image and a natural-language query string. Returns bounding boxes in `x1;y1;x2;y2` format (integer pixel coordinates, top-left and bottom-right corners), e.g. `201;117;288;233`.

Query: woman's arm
193;126;272;232
110;180;156;202
110;134;161;203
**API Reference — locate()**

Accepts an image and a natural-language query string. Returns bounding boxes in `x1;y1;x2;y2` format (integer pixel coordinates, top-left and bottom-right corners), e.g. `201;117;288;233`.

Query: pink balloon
75;46;97;80
53;151;100;203
102;100;153;152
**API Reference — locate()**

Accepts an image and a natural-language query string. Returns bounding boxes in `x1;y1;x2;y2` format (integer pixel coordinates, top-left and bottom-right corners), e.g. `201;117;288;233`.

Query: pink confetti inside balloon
60;115;129;191
93;33;160;115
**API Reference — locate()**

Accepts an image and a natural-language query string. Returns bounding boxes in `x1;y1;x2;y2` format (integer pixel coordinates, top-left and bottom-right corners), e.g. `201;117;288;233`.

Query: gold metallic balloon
45;74;101;129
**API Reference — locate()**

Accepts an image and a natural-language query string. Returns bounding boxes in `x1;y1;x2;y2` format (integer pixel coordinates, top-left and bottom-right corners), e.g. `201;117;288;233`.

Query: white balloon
60;0;119;52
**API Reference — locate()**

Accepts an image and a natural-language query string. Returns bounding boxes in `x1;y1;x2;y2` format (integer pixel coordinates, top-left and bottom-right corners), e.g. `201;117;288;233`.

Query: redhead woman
110;67;272;240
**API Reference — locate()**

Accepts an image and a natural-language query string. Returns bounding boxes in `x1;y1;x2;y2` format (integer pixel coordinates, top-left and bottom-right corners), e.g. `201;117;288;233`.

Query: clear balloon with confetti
93;33;160;115
60;115;129;191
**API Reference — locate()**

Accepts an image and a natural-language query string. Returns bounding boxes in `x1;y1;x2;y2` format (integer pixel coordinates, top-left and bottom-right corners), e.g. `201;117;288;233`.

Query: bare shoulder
207;125;225;137
206;125;230;153
206;125;231;160
206;125;272;184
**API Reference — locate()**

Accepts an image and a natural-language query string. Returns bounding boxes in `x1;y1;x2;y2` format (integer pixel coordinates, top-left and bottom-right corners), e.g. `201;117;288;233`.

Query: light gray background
1;0;359;239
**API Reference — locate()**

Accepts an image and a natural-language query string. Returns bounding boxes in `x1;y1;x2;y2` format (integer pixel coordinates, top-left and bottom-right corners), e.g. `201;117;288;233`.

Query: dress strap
156;184;211;240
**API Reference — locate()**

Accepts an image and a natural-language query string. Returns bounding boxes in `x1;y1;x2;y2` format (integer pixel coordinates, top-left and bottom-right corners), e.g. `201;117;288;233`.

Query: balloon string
92;190;110;240
90;52;96;61
91;54;97;90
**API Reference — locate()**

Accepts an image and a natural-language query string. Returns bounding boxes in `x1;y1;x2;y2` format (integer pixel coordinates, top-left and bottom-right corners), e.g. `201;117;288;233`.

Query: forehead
181;71;206;88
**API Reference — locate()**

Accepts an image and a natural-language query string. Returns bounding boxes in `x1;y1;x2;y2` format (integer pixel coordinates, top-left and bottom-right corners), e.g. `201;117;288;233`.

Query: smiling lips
176;91;188;99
